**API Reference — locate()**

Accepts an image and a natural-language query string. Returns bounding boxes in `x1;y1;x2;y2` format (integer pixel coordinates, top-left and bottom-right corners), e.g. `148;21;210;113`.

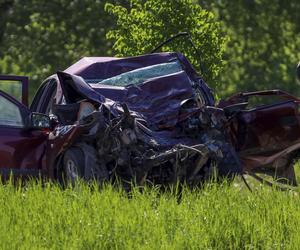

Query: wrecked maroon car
1;52;300;187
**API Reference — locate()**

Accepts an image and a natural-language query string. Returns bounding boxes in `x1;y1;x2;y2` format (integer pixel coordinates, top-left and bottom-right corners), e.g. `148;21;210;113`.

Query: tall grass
0;179;299;249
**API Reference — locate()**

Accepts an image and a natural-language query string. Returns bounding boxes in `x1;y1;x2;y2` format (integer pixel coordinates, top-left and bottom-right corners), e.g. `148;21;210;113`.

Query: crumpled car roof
64;52;202;84
92;70;195;129
53;53;243;185
61;52;214;130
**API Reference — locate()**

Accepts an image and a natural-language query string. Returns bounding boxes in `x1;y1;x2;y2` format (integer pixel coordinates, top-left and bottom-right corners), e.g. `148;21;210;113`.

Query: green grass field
0;178;300;250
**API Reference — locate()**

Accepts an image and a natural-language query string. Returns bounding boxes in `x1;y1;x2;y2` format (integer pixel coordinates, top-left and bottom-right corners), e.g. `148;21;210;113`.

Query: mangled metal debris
1;52;300;189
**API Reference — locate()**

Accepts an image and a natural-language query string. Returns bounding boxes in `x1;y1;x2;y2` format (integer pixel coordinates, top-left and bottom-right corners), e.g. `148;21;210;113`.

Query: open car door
0;76;49;178
0;75;29;106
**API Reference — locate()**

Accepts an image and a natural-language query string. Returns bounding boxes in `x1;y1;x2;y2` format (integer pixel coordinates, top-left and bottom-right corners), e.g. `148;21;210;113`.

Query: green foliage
105;0;227;87
1;180;300;249
0;0;13;44
0;0;124;96
201;0;300;96
1;0;300;100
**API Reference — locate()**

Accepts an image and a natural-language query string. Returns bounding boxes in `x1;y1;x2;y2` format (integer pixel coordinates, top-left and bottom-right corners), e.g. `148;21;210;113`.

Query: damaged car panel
0;89;50;177
43;52;241;186
64;52;215;106
219;89;300;185
25;52;237;186
1;52;300;188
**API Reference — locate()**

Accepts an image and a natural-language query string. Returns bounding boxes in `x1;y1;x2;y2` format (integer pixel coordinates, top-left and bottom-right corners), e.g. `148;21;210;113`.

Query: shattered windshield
96;60;183;87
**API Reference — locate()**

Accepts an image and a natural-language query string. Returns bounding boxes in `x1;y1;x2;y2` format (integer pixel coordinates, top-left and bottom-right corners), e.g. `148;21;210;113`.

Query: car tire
63;147;85;185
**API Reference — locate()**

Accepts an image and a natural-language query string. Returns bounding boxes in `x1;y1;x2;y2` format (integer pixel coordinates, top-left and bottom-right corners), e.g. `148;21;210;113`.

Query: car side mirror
29;112;51;129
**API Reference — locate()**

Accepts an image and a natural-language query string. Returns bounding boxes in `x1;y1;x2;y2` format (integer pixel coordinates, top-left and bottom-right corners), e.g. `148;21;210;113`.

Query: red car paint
0;53;300;185
0;89;48;177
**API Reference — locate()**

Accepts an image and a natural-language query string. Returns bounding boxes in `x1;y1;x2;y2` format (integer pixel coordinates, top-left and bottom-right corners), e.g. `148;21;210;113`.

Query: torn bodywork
44;53;300;187
4;52;300;188
46;53;241;187
219;89;300;186
50;104;239;187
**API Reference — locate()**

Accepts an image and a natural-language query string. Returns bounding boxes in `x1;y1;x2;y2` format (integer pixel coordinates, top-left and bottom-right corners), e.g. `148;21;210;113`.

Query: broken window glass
98;61;183;87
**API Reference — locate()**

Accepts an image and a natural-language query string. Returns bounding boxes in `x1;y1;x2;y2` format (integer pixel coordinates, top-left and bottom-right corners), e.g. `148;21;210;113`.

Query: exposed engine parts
55;102;241;188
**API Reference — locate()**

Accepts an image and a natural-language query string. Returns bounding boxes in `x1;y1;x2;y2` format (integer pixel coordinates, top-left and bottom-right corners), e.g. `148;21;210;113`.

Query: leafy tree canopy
201;0;300;96
105;0;227;88
0;0;122;95
1;0;300;100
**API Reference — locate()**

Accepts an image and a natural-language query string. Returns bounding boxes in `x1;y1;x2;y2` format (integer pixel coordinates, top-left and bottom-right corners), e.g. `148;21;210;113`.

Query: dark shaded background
1;0;300;99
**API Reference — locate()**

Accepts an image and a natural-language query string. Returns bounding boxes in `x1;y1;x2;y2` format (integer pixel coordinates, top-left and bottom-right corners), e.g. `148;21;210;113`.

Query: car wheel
63;147;85;185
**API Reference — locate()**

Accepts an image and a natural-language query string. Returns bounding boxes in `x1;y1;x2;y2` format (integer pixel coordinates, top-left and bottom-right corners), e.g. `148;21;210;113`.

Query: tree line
1;0;300;99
